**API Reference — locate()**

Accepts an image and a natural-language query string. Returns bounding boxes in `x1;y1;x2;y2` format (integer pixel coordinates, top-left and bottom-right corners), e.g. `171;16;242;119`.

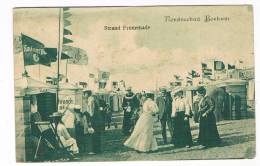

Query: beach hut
58;82;83;113
14;76;56;162
210;79;248;119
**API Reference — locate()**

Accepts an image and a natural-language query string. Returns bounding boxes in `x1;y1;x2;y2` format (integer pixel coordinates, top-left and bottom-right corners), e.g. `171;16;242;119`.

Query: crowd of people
123;86;221;153
30;85;222;160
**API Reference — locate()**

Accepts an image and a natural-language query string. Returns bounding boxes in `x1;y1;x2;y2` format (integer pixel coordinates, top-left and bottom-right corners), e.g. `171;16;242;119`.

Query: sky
13;6;254;91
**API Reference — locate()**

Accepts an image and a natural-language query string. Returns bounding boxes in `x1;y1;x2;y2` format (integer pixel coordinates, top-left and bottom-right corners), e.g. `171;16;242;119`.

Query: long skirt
124;112;158;152
198;112;221;147
172;111;192;147
122;111;134;135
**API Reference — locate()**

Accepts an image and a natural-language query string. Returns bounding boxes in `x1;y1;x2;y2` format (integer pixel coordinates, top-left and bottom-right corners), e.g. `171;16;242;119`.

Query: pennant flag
61;45;88;64
214;60;225;71
228;64;236;70
44;48;57;62
89;73;95;78
64;19;72;27
61;52;71;59
63;7;70;11
191;70;200;78
21;34;51;66
98;71;110;80
63;12;72;19
63;37;73;44
201;63;207;69
63;28;72;35
68;47;88;65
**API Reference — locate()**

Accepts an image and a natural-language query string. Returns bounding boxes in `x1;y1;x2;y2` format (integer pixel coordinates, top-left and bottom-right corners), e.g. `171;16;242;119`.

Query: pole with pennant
56;8;62;112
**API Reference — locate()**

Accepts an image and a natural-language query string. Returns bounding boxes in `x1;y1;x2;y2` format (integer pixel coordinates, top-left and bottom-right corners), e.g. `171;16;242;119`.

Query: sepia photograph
13;5;255;162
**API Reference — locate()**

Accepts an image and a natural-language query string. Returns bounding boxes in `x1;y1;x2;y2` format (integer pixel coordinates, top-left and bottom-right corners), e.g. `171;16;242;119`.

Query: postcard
13;5;255;162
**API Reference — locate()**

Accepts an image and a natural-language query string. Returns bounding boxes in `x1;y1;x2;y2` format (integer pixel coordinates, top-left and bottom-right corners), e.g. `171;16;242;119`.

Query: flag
63;37;73;44
68;47;88;65
228;64;236;70
214;60;225;71
44;48;57;62
21;34;51;66
201;63;207;69
64;19;71;27
63;28;72;35
61;45;88;64
98;71;110;80
63;7;70;11
190;70;200;78
63;12;72;19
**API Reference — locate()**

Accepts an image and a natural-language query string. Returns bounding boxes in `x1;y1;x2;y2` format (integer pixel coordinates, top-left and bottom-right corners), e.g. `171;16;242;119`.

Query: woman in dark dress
171;88;193;148
197;87;221;148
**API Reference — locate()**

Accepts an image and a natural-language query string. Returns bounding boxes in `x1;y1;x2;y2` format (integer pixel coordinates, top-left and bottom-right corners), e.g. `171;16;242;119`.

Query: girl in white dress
124;93;159;152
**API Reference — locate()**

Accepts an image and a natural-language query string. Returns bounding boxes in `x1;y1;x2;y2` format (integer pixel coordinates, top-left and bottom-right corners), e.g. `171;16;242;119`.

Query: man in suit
156;87;173;144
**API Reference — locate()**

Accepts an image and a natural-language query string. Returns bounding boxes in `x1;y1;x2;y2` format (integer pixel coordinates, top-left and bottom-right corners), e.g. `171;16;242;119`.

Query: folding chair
34;121;73;161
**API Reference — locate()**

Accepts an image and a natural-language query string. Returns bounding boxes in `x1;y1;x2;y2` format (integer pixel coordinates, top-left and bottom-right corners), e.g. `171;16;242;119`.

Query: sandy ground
77;118;255;161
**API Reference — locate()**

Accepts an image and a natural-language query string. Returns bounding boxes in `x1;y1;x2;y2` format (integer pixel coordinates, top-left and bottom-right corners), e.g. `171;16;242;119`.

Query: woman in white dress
124;93;159;152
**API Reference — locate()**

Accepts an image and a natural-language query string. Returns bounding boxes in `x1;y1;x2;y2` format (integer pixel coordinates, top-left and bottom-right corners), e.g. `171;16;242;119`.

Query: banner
214;60;225;71
21;34;50;66
62;45;88;64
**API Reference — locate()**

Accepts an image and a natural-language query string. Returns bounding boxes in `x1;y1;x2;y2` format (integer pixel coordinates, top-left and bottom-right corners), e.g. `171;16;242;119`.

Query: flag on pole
189;70;200;78
63;28;72;35
201;63;207;69
64;19;71;27
228;64;236;70
214;60;225;71
21;33;51;66
63;37;73;44
44;47;57;62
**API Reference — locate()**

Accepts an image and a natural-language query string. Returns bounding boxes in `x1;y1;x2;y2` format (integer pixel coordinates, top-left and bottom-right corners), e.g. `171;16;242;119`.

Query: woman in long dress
197;87;221;148
124;93;159;152
171;88;193;148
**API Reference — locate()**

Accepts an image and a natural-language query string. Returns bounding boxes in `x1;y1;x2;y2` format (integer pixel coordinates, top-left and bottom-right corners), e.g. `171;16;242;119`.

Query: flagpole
38;64;40;80
65;59;68;81
56;8;62;112
21;33;28;77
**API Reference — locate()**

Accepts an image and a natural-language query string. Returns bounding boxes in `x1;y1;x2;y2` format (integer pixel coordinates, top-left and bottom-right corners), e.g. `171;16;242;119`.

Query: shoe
186;145;191;148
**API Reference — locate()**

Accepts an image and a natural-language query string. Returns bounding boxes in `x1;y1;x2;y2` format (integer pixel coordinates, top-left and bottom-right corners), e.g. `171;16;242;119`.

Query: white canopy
14;76;56;96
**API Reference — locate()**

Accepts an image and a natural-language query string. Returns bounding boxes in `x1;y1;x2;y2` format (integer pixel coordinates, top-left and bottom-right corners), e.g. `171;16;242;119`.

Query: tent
58;82;83;112
15;76;56;96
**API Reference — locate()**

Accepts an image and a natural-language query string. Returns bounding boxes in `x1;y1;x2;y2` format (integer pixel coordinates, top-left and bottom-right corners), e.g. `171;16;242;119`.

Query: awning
14;76;56;96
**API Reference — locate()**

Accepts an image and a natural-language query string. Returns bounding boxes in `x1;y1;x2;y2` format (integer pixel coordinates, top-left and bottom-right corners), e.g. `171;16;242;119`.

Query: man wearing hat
156;86;173;144
122;86;140;136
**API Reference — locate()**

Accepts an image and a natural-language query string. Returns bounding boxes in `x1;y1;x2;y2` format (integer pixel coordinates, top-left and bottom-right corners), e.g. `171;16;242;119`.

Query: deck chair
34;121;73;161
